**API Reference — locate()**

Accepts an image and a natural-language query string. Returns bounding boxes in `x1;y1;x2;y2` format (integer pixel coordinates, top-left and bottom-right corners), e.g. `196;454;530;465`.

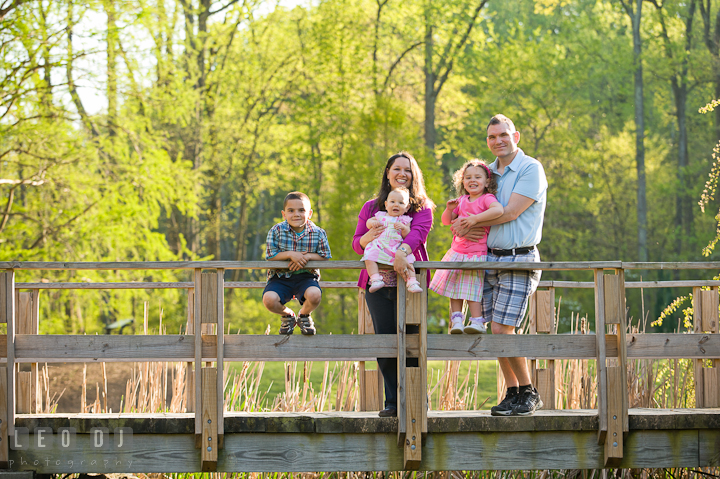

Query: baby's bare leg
365;260;379;276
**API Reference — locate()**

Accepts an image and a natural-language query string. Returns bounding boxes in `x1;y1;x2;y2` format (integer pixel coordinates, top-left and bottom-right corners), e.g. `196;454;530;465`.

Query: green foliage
2;0;720;333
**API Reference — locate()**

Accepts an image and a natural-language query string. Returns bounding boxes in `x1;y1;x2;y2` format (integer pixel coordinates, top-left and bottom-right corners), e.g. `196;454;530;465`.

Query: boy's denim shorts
263;272;322;305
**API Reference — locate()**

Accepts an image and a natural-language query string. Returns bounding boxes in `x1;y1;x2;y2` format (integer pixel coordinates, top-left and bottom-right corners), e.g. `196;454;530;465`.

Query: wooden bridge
0;260;718;473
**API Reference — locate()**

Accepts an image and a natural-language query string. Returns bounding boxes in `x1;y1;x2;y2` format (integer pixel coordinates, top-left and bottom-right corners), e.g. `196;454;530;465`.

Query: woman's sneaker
464;318;487;334
298;314;316;335
449;318;464;334
512;387;543;416
490;388;519;416
279;314;297;335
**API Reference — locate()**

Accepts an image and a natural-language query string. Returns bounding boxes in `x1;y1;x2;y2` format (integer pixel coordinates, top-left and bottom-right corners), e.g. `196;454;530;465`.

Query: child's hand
286;251;308;271
446;198;459;211
394;222;410;235
367;218;381;228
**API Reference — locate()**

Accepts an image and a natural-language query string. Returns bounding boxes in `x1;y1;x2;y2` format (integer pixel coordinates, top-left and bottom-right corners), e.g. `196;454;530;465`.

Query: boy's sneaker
279;314;296;335
449;319;464;334
464;318;487;334
369;279;386;293
490;389;519;416
298;314;316;335
407;281;423;294
512;387;543;416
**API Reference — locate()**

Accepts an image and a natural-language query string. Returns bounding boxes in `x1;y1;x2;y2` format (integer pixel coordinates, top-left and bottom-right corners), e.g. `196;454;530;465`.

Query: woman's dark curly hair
452;159;497;197
375;151;436;213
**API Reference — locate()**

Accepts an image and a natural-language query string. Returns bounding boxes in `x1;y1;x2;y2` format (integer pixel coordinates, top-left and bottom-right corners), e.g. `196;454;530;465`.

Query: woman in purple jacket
352;151;435;417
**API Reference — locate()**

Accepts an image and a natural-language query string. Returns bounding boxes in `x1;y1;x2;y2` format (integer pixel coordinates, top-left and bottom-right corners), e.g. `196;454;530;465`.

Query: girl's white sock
370;273;382;281
470;316;485;323
450;312;464;322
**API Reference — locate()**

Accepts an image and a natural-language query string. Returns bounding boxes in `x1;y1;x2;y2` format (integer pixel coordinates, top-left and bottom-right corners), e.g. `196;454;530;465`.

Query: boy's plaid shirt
265;220;332;280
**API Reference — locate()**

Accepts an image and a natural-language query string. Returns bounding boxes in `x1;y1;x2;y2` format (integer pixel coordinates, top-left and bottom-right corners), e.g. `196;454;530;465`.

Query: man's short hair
283;191;311;209
487;114;516;133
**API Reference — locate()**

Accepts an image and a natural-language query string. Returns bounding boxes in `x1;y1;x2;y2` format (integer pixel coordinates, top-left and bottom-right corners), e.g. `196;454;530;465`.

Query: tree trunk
652;0;697;253
105;0;118;136
233;192;249;282
674;81;693;237
700;1;720;142
38;3;52;111
424;6;436;153
716;75;720;141
630;0;648;262
422;1;486;155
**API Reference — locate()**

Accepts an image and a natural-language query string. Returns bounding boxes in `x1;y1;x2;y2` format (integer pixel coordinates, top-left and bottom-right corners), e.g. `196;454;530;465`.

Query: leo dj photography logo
8;427;134;470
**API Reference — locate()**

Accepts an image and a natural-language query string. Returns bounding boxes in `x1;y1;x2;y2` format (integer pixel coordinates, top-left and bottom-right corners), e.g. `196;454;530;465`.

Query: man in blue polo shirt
453;114;548;416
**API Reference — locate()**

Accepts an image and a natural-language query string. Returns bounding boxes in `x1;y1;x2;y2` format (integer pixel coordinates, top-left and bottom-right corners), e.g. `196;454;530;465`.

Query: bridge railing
0;261;718;470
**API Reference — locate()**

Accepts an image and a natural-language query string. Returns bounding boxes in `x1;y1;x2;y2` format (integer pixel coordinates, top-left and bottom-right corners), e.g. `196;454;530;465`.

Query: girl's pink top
451;193;499;256
353;199;433;288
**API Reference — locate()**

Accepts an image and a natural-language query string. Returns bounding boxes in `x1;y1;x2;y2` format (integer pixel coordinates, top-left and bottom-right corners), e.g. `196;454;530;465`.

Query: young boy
262;191;332;335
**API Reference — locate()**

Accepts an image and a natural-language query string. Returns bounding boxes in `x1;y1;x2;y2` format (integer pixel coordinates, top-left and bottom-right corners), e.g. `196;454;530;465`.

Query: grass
243;360;499;410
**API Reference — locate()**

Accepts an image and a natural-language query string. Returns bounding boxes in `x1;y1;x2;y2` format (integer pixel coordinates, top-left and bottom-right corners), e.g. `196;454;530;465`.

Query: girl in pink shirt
430;159;503;334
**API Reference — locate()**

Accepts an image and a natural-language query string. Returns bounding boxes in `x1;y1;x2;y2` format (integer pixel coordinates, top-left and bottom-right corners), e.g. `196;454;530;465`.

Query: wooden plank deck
7;409;720;473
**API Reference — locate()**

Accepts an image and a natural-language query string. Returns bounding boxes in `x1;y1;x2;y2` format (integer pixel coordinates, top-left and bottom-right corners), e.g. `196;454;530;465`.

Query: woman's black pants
364;285;419;409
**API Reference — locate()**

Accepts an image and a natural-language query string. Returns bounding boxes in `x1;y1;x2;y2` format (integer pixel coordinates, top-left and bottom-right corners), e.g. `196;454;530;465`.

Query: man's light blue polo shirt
486;148;547;250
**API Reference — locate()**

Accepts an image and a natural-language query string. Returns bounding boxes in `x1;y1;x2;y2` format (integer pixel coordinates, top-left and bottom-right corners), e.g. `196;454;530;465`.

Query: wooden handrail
2;259;719;271
14;279;720;289
0;332;715;363
0;260;624;270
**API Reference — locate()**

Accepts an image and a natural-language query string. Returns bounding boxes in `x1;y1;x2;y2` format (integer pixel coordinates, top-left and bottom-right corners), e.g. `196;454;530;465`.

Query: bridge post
186;288;195;412
195;270;223;471
595;268;628;467
693;286;719;407
357;290;382;411
1;271;15;461
15;291;37;414
529;288;556;409
30;290;39;413
397;270;427;470
194;268;202;445
0;271;9;467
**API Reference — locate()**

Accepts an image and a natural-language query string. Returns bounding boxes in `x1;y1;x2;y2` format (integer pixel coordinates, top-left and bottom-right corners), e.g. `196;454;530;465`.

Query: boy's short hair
487;114;516;133
283;191;311;209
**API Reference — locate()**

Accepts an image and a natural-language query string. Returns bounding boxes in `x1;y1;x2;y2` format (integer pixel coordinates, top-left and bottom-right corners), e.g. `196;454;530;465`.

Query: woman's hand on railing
394;250;414;282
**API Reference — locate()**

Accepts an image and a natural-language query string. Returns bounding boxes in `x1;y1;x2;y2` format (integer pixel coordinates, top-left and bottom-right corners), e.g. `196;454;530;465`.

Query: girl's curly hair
452;159;497;197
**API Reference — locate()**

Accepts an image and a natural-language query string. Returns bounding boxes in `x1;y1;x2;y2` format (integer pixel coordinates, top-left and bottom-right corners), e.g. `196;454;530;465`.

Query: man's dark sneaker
490;388;519;416
378;405;397;417
279;314;296;335
512;387;544;416
298;314;316;335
